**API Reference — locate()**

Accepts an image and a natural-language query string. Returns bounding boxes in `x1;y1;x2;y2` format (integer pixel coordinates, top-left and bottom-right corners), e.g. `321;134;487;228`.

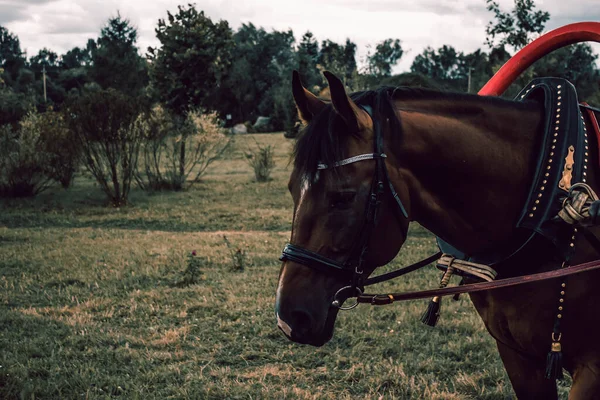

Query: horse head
275;71;410;346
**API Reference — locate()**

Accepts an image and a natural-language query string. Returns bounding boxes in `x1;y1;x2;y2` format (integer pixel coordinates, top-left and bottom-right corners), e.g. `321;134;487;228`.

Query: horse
275;70;600;399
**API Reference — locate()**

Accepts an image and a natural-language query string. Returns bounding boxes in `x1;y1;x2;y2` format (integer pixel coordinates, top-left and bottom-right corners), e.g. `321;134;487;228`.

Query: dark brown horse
275;70;600;398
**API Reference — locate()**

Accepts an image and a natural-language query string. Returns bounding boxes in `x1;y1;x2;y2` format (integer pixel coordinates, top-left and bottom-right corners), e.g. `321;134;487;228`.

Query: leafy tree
220;23;296;129
485;0;549;50
367;38;403;78
0;26;25;85
318;39;357;87
91;15;148;95
297;31;321;92
61;40;95;69
148;5;234;116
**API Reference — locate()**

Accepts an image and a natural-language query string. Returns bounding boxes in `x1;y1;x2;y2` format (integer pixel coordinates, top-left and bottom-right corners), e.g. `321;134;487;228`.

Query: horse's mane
293;86;537;184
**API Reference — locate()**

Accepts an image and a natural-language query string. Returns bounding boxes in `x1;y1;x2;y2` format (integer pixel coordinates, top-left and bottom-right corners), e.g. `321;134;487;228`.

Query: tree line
0;0;598;204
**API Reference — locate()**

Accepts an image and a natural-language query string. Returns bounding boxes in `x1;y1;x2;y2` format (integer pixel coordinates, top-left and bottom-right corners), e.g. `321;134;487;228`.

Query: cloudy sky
1;0;599;72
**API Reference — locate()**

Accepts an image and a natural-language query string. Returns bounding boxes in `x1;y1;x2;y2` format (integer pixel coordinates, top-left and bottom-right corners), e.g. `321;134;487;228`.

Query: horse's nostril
290;309;314;335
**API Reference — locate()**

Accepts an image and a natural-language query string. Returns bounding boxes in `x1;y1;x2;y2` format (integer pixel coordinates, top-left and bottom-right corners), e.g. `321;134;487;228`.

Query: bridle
279;105;436;309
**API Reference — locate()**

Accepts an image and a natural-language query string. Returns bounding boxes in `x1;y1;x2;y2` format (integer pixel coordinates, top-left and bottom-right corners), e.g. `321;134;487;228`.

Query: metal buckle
331;286;363;310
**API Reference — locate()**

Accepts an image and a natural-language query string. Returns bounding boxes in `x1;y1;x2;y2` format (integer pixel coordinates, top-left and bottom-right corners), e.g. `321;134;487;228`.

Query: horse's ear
323;71;370;133
292;70;326;124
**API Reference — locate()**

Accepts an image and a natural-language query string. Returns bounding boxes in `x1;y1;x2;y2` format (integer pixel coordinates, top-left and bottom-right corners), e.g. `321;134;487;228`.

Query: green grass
0;133;571;399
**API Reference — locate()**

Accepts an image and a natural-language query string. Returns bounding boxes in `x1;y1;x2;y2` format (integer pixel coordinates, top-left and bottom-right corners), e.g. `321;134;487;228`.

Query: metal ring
331;286;363;310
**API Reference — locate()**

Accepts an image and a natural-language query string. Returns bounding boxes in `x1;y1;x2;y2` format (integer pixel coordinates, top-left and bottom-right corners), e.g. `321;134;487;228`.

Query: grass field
0;133;572;399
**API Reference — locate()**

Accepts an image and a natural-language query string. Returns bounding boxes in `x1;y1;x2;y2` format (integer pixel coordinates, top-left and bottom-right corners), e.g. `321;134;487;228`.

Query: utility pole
42;65;47;103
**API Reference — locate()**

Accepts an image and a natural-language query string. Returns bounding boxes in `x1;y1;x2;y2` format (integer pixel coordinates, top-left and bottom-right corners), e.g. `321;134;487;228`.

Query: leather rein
279;104;600;310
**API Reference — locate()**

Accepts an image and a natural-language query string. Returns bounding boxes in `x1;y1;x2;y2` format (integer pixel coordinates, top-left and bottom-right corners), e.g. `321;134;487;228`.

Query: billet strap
358;257;600;305
437;254;497;282
317;153;387;170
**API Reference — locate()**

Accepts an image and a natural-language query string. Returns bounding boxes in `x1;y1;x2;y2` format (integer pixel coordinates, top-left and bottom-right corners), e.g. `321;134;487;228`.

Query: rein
357;257;600;305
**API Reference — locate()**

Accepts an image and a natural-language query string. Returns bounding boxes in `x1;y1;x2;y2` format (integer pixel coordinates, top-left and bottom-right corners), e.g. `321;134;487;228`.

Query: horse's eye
329;191;356;209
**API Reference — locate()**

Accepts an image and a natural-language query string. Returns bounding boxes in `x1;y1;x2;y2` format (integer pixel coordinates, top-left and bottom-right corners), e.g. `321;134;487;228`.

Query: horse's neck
394;97;545;254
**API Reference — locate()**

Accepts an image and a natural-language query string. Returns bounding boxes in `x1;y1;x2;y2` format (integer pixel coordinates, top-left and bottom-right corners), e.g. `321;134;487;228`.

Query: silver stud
574;228;578;233
558;102;562;106
553;139;557;143
554;133;558;137
558;85;562;88
529;213;534;217
535;200;540;204
545;173;550;177
543;180;547;184
533;207;537;211
558;96;562;100
541;186;546;190
584;166;588;169
538;193;543;197
569;243;574;248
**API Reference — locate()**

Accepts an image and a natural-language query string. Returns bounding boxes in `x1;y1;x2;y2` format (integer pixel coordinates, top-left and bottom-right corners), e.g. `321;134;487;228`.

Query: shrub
223;235;247;272
20;111;79;188
0;123;54;197
136;106;231;191
245;140;275;182
65;89;144;206
182;250;203;285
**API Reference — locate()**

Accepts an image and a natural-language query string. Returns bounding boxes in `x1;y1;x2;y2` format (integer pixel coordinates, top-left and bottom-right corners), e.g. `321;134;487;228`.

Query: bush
65;89;144;206
20;111;79;188
245;140;275;182
0;118;55;197
136;106;231;191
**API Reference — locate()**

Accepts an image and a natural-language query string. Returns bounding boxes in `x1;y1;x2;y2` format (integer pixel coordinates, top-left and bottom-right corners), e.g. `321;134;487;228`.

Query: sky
1;0;599;73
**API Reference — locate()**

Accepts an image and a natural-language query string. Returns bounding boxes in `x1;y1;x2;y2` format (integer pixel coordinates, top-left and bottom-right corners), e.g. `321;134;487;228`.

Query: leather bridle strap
357;257;600;305
363;251;442;286
280;243;352;275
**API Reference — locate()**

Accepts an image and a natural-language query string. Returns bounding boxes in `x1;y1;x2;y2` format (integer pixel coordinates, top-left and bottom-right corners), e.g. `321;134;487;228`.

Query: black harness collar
438;78;589;267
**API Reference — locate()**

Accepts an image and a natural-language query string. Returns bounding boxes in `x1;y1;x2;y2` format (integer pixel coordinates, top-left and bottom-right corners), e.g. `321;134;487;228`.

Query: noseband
279;105;411;309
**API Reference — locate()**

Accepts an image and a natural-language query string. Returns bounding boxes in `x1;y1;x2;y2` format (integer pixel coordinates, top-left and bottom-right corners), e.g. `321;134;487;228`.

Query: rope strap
558;183;600;226
437;254;498;282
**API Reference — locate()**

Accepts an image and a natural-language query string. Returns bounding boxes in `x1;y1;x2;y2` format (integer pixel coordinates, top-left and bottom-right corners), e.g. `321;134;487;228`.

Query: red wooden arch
479;22;600;96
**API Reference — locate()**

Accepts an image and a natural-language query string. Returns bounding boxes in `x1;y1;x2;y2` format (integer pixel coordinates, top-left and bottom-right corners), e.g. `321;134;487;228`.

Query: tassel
545;341;564;380
421;296;441;326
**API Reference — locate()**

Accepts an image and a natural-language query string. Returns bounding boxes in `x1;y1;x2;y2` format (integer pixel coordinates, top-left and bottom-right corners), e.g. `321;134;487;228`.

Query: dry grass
0;133;572;399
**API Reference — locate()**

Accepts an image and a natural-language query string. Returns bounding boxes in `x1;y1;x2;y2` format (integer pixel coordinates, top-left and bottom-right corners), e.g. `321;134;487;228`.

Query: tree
367;38;403;78
61;39;96;69
318;39;357;87
220;23;297;129
148;5;234;116
91;15;148;95
297;31;321;92
0;26;26;87
485;0;549;50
